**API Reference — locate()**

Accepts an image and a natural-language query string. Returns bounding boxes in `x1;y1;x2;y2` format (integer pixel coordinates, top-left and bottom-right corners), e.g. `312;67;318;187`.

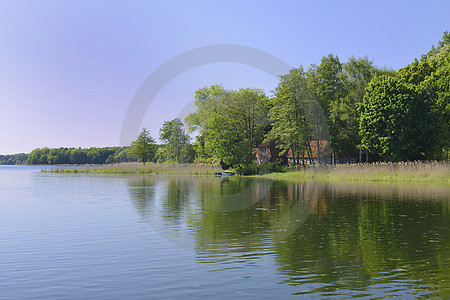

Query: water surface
1;166;448;298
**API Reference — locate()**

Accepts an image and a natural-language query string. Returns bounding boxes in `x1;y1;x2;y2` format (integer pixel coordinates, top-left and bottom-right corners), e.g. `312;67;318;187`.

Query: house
252;141;291;165
253;140;358;165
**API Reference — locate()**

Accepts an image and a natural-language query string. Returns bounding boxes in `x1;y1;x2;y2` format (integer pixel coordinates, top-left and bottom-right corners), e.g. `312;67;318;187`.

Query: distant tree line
3;118;197;166
0;153;28;165
18;118;198;166
25;147;137;165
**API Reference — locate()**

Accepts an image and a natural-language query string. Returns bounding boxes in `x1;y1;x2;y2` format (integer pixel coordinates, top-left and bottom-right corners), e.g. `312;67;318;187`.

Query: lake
1;166;449;299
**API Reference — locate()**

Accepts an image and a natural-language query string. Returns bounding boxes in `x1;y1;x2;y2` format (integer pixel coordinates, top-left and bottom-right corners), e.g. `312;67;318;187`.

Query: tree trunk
359;147;362;163
301;152;305;169
307;140;315;166
316;139;321;165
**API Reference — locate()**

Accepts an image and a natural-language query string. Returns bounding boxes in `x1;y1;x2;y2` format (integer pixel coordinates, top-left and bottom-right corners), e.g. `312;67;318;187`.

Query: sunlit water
1;166;449;299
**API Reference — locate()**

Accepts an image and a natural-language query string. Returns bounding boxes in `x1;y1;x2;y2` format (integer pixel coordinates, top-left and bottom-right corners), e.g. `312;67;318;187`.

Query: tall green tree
186;86;268;170
305;65;333;163
159;118;194;163
185;84;229;132
329;56;379;159
426;46;450;159
129;127;156;165
359;76;433;161
315;54;346;118
398;32;449;160
309;55;346;162
185;84;229;159
207;88;268;170
268;68;312;166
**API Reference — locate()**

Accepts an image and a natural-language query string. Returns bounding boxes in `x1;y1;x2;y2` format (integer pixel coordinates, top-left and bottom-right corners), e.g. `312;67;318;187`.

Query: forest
23;147;134;165
0;153;28;165
183;32;449;172
3;119;197;166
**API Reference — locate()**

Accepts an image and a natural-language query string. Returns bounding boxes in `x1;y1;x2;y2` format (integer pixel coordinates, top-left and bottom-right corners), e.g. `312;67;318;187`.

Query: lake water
1;166;449;299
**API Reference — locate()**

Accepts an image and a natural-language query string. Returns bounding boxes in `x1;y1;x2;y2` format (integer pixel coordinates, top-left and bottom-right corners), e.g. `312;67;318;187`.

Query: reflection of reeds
262;161;450;183
43;162;222;175
147;162;221;175
328;181;450;202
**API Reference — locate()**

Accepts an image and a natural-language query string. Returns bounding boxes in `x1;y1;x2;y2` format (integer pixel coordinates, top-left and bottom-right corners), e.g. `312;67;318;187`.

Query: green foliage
268;67;312;165
129;127;157;165
357;32;449;161
314;54;346;117
185;84;229;133
306;56;344;162
419;44;450;159
327;56;389;157
159;118;194;163
234;163;260;175
0;153;28;165
193;155;220;164
105;147;135;164
24;146;136;165
87;148;116;164
155;145;169;163
258;161;288;174
206;113;244;167
180;143;196;164
438;30;450;48
186;86;269;169
359;76;433;161
398;58;433;85
396;33;450;160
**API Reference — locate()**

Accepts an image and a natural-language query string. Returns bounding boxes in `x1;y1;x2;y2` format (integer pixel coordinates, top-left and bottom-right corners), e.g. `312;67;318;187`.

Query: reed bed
43;162;222;175
43;161;449;183
261;161;450;183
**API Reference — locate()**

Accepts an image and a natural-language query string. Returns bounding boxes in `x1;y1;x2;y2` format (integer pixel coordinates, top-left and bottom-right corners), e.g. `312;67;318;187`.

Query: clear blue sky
0;0;448;154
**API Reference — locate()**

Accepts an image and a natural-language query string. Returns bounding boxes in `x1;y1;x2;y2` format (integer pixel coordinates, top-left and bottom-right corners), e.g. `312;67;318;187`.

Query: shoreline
41;162;222;175
40;161;450;184
257;162;450;184
256;171;450;184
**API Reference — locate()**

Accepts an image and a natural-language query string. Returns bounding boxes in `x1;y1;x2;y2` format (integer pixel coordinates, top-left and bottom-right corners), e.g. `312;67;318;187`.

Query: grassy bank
259;161;450;184
43;162;222;175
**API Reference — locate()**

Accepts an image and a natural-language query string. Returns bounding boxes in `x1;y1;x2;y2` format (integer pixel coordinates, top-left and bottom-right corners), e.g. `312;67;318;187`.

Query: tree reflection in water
128;176;449;298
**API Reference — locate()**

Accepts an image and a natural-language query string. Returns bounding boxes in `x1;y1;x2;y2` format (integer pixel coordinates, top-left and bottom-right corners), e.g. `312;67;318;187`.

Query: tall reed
262;161;450;183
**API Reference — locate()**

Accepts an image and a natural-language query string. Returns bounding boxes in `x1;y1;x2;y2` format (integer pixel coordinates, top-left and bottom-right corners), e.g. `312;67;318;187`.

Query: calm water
0;166;449;299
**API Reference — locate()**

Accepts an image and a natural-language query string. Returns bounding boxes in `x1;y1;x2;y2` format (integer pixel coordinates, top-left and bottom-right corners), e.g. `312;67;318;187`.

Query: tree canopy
129;128;156;165
359;76;433;161
24;147;136;165
159;118;195;163
186;86;269;171
267;67;312;165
